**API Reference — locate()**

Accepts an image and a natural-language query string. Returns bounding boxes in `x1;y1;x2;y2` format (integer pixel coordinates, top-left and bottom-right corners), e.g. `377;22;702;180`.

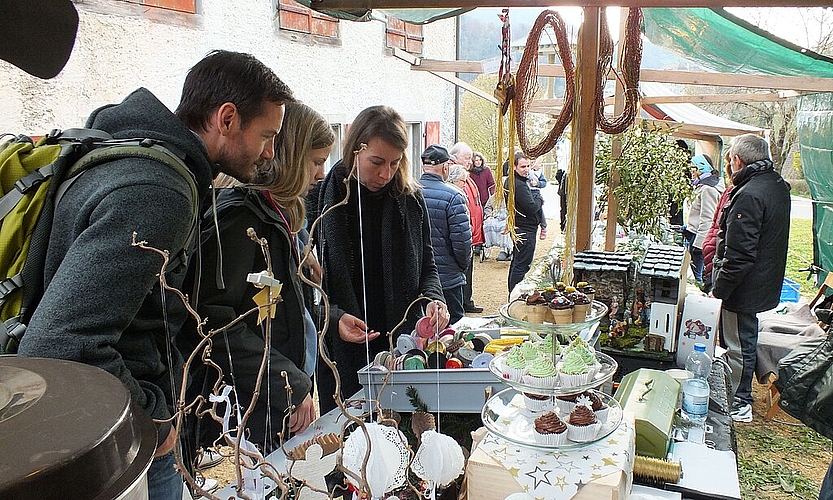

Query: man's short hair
175;50;294;132
730;134;770;166
514;150;527;166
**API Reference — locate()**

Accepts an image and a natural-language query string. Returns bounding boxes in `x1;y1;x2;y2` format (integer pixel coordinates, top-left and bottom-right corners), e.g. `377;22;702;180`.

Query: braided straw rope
514;10;575;160
596;8;643;135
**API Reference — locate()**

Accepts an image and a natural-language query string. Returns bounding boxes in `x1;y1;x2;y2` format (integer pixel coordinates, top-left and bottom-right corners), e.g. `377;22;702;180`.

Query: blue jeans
443;285;465;325
689;246;704;283
147;451;183;500
721;309;758;406
820;457;833;500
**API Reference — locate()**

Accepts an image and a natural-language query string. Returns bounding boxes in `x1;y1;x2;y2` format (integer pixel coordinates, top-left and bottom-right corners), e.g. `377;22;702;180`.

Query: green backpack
0;128;199;354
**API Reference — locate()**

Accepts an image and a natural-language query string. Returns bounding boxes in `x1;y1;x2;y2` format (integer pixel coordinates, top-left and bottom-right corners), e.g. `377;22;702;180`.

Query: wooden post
571;7;600;252
605;8;630;251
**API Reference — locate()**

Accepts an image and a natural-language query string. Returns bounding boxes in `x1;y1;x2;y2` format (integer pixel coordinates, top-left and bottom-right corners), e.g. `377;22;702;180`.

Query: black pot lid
0;357;157;500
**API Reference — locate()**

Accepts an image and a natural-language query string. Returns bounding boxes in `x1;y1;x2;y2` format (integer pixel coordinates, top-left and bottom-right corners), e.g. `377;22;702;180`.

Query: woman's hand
338;314;381;343
288;394;316;434
302;251;323;285
425;300;450;331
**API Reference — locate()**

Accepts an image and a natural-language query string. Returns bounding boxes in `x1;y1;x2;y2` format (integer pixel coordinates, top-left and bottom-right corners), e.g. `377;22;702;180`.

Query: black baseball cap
421;144;452;166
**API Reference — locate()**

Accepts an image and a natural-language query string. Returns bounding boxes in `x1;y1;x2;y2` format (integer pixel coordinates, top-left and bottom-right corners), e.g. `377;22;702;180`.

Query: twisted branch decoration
595;8;643;135
514;10;575;160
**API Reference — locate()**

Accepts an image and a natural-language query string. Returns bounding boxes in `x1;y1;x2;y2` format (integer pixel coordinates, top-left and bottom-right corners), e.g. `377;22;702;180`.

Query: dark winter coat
505;170;544;231
315;161;444;399
713;160;790;313
420;172;472;289
178;187;313;452
19;88;215;448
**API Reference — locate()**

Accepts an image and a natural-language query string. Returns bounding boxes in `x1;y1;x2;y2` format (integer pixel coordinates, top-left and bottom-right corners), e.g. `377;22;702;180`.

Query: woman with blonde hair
179;101;333;453
313;105;449;412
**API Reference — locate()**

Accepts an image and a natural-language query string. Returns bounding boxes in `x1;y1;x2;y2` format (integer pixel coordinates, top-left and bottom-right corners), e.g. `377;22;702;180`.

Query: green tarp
798;93;833;284
642;8;833;78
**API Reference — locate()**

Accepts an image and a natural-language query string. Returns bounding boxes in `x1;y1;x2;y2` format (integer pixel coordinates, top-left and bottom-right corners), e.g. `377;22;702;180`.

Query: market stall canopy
639;81;765;138
642;8;833;77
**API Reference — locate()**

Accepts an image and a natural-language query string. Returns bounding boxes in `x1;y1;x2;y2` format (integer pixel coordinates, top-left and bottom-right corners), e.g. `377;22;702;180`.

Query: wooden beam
314;0;833;9
414;59;833;92
642;92;786;104
428;71;500;105
605;7;629;253
572;7;600;254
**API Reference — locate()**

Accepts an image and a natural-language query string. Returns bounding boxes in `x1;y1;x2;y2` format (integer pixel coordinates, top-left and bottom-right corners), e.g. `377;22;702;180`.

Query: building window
408;122;423;178
324;124;343;174
120;0;197;14
278;0;339;39
386;17;423;55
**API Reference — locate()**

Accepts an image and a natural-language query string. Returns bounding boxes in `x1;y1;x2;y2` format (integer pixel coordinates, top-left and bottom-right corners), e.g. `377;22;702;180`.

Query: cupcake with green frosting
520;342;541;363
523;355;558;389
558;349;593;387
502;345;528;382
566;337;596;366
538;334;561;361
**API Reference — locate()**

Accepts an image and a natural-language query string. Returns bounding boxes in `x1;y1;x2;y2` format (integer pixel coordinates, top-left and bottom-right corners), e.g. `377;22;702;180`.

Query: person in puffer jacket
701;155;735;293
419;145;472;324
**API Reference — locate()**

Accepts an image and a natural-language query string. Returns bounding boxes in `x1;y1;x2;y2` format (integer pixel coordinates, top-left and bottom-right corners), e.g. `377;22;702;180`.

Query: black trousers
508;228;537;293
463;254;475;308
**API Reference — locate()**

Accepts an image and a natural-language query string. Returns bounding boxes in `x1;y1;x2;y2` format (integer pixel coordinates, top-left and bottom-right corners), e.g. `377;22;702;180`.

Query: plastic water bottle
682;343;711;424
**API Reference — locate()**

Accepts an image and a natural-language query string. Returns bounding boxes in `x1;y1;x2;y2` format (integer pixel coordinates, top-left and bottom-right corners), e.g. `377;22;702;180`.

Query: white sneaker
195;450;223;470
731;403;753;423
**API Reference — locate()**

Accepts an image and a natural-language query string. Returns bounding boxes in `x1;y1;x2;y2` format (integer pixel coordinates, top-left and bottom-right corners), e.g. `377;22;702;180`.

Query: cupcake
576;281;595;302
520;342;541;364
523;355;558;389
555;281;567;293
566;337;597;366
555;393;579;414
558;349;592;387
541;287;559;303
522;290;552;324
523;392;554;413
538;334;561;360
548;295;574;325
584;391;610;423
533;411;568;445
569;290;591;322
502;345;527;381
567;404;601;442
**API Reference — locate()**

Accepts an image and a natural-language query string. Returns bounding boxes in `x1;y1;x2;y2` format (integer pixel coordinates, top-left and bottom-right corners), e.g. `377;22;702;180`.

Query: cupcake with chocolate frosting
569;290;591;322
523;392;554;413
567;404;601;442
576;281;595;301
533;411;568;445
548;295;574;325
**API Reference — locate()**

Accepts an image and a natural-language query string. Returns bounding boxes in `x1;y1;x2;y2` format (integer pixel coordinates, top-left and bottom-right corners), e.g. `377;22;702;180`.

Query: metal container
0;357;157;500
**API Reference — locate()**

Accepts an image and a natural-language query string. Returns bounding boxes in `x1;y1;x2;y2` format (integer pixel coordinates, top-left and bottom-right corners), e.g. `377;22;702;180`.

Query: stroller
482;195;513;261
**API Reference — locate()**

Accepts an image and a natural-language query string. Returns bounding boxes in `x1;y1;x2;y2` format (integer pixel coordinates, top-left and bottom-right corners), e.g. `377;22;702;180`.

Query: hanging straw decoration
514;10;575;160
595;8;643;135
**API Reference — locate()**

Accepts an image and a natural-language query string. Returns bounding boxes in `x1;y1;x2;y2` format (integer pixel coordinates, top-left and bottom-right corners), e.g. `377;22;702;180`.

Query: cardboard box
649;302;680;352
675;295;722;367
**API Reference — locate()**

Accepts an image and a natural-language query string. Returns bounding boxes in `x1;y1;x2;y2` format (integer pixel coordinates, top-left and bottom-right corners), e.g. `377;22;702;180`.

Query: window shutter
279;0;339;38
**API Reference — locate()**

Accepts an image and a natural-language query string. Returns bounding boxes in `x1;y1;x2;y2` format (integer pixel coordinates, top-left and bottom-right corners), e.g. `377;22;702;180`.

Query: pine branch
406;386;429;413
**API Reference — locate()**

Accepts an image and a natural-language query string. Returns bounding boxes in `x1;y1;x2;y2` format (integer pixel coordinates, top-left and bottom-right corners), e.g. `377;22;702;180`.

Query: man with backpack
15;50;294;499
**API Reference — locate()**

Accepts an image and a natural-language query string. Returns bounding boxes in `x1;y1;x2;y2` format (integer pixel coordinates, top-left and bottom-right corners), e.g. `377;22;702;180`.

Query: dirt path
470;219;559;316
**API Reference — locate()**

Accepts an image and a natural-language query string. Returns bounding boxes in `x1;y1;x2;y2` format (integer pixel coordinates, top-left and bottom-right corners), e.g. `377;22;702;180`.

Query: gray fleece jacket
19;88;215;447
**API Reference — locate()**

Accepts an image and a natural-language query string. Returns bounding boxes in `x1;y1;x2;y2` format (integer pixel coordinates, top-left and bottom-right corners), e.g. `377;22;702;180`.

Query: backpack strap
58;139;200;273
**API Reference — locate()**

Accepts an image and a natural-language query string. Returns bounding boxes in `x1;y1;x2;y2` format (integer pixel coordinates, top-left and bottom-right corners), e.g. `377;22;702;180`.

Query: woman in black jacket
181;102;333;453
314;105;449;413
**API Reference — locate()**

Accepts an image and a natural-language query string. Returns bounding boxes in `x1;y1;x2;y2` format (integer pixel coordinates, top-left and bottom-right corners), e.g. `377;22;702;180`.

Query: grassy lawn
784;218;818;300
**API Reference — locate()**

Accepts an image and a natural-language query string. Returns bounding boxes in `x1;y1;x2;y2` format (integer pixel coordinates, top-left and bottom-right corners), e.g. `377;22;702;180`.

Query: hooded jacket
178;187;312;453
420;172;472;289
19;88;215;447
687;173;724;249
713;160;790;313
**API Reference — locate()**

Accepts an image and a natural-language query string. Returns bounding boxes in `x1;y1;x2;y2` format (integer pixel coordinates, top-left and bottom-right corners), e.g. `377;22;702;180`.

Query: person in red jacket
451;142;485;313
701;155;734;293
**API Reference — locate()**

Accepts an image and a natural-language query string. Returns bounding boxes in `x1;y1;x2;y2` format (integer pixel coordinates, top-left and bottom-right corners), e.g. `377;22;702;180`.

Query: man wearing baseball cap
419;145;472;324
